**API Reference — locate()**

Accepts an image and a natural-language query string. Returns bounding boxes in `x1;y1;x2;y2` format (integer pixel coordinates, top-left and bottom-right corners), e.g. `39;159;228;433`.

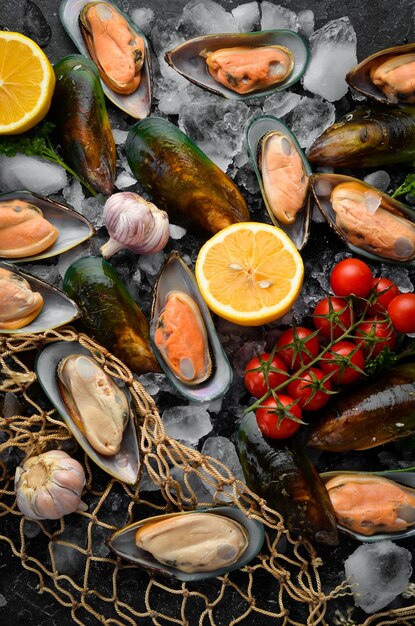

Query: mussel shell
165;30;309;100
59;0;152;119
346;43;415;104
246;115;311;250
150;253;232;402
320;469;415;542
108;506;264;582
0;262;80;335
0;191;95;263
36;341;140;484
310;173;415;265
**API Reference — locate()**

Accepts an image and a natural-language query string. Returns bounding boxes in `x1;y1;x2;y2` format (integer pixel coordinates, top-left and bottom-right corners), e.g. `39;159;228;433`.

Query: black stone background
0;0;415;625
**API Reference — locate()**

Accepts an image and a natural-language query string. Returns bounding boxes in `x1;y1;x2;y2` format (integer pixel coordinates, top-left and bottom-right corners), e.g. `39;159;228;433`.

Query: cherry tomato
320;340;365;385
287;367;332;411
244;353;289;398
388;294;415;334
312;297;354;340
255;395;302;439
367;277;400;315
330;258;373;298
356;317;397;357
276;327;320;370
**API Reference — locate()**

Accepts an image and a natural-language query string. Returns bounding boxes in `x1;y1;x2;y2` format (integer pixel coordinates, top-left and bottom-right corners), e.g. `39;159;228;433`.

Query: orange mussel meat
260;132;309;225
0;199;58;258
325;474;415;536
79;1;145;95
370;53;415;103
201;45;294;95
154;291;212;385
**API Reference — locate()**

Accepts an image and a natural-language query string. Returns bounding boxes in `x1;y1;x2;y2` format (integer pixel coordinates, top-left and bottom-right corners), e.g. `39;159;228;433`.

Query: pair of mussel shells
150;253;232;402
321;469;415;543
0;191;94;334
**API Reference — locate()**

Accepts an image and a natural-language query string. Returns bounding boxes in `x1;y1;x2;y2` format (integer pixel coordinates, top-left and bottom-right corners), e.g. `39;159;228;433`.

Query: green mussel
236;412;338;545
51;55;116;195
307;363;415;452
63;256;158;374
126;117;249;235
307;106;415;168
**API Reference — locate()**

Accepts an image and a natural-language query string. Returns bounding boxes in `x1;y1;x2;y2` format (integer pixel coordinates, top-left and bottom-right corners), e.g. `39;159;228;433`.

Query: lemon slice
0;31;55;135
195;222;304;326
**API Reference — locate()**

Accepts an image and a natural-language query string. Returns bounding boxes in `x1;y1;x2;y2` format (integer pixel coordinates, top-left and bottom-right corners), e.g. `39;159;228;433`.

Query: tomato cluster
244;257;415;441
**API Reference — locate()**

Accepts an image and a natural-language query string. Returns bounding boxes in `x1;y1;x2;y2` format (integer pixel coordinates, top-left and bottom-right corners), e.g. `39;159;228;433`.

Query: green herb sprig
0;122;97;196
392;173;415;199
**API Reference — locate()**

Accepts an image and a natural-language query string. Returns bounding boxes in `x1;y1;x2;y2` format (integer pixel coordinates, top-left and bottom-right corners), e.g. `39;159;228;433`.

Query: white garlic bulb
100;192;170;258
15;450;87;520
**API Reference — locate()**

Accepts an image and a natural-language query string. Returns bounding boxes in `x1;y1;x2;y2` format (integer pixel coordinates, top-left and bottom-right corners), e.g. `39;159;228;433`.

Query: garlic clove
100;191;170;258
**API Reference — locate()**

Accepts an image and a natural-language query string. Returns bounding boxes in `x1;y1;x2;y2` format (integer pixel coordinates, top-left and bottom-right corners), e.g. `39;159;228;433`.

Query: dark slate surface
0;0;415;625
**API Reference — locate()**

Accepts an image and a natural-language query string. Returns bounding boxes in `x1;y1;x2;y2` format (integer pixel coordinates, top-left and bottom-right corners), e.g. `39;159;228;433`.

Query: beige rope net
1;328;414;626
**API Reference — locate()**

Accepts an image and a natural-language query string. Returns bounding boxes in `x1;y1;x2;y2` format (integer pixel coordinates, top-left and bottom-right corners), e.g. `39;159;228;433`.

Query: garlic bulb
100;192;170;258
15;450;87;520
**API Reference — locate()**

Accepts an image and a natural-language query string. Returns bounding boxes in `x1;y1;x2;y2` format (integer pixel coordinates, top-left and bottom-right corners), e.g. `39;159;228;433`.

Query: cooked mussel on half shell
165;30;309;99
150;253;232;402
320;470;415;542
60;0;152;118
347;43;415;104
0;191;94;263
108;507;264;582
36;341;140;484
246;115;311;250
0;262;79;334
310;173;415;264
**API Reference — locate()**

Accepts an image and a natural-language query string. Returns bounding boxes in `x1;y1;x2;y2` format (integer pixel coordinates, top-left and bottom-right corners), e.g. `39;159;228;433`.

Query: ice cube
180;0;239;36
0;594;6;608
112;129;129;145
52;523;86;575
344;541;412;614
62;179;85;213
0;154;68;195
162;406;212;444
263;91;302;119
364;170;391;192
287;96;336;150
231;2;260;32
80;194;106;229
57;241;91;280
169;224;187;240
130;7;155;36
201;437;245;485
302;17;357;102
297;9;314;38
170;465;213;503
139;464;162;492
24;263;60;287
115;171;137;189
260;2;299;31
137;251;166;280
2;392;21;419
379;264;414;293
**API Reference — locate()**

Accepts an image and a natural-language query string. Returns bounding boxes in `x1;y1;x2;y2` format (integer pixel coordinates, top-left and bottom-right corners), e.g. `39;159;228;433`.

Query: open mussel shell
36;341;140;484
0;262;80;334
59;0;152;119
165;30;309;100
320;469;415;542
346;43;415;104
150;253;232;402
108;506;264;582
310;173;415;265
246;115;311;250
0;191;95;263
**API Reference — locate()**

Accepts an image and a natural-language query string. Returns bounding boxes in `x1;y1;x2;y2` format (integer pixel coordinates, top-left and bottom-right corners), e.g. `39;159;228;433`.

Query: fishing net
1;328;415;626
